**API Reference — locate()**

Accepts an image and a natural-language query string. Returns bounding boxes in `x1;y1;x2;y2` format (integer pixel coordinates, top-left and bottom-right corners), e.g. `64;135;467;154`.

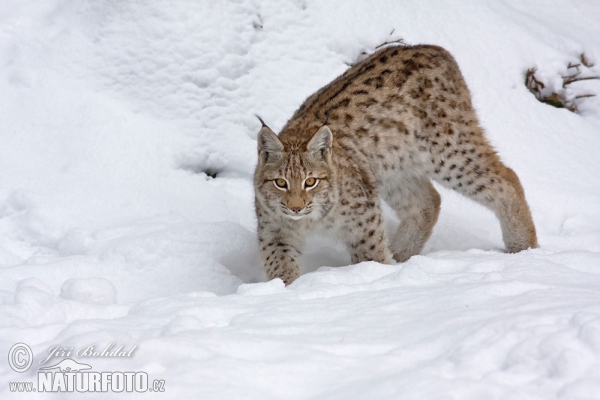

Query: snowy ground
1;0;600;398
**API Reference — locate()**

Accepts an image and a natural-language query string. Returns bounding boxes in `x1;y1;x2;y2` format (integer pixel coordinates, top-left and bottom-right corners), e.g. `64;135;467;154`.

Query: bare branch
374;38;406;50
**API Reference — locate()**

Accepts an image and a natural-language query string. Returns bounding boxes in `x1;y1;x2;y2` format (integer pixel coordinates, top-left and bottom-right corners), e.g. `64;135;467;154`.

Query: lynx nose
288;197;304;213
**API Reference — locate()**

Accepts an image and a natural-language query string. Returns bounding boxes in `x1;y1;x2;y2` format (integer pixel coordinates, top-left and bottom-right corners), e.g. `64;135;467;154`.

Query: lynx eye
274;178;288;189
304;177;318;189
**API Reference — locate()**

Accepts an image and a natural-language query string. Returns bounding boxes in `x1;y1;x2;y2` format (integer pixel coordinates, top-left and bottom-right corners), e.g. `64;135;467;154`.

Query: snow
1;0;599;398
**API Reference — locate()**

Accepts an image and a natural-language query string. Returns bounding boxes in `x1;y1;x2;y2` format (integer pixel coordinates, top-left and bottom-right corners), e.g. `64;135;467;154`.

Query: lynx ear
307;125;333;161
257;125;284;164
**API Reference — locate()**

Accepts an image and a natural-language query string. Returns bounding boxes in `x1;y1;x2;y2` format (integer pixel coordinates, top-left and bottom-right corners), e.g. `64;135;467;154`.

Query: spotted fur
254;44;538;285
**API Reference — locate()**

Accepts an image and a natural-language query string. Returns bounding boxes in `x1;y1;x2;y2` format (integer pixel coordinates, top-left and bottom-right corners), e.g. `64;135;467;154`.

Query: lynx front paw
267;266;300;286
392;252;413;263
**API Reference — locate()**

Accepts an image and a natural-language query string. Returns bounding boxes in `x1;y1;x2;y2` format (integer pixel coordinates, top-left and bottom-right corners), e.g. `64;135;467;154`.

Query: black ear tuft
255;114;268;127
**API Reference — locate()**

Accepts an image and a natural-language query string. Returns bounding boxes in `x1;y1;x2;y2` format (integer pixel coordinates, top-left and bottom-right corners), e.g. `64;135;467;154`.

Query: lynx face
254;125;337;221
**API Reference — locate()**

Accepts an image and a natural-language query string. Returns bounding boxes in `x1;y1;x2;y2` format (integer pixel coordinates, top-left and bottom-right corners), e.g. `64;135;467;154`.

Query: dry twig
525;53;598;113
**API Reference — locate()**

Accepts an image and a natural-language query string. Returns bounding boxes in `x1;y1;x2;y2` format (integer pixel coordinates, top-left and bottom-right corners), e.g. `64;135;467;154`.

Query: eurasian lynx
254;45;538;285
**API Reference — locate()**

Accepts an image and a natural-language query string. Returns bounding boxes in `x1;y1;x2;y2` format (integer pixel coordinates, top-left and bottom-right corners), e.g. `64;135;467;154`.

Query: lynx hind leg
430;132;538;253
494;166;538;252
382;175;441;262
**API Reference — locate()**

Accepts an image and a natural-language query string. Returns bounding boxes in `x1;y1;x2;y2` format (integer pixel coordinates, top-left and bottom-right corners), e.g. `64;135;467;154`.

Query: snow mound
59;278;117;305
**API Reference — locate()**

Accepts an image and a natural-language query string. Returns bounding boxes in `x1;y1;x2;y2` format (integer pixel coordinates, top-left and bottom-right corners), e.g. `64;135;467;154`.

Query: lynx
254;44;538;285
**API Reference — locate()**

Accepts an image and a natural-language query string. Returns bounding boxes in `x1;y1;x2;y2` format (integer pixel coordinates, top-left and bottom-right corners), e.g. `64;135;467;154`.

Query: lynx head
254;123;337;221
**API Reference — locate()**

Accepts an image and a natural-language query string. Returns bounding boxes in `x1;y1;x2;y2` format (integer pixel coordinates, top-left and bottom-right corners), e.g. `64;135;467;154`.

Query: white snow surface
1;0;600;398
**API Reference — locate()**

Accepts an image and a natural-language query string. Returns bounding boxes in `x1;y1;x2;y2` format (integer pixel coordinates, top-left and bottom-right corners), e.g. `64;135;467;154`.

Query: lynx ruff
254;44;538;285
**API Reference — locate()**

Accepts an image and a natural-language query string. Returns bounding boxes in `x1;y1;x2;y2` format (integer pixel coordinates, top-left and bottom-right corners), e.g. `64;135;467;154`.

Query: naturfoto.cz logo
8;343;165;393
